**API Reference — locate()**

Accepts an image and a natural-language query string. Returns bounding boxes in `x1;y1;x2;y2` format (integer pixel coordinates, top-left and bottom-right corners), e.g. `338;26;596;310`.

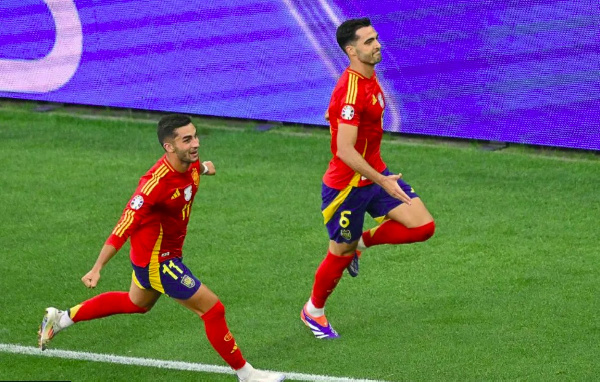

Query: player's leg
301;239;358;339
302;184;371;339
362;173;435;249
169;260;284;381
362;199;434;247
311;239;358;308
38;275;157;350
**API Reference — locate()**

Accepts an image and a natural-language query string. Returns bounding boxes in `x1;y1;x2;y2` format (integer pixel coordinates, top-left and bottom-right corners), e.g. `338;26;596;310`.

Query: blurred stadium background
1;0;599;149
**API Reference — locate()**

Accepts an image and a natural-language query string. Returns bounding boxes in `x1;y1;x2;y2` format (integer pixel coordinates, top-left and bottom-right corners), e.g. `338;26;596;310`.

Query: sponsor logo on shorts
341;229;352;240
180;275;196;289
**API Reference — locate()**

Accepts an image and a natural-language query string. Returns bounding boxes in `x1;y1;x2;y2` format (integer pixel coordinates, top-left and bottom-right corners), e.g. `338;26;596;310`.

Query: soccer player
38;115;285;382
301;18;436;339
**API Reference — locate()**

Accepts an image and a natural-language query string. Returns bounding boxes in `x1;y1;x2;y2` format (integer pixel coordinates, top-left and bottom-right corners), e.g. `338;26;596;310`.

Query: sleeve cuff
105;235;126;251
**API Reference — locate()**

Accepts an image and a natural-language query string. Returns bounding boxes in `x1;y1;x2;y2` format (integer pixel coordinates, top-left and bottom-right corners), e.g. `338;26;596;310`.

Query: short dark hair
157;114;191;147
336;18;372;54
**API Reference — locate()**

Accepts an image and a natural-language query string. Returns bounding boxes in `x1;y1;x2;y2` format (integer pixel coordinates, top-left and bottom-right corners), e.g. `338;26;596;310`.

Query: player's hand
324;110;330;122
81;269;101;288
202;161;216;175
379;174;412;205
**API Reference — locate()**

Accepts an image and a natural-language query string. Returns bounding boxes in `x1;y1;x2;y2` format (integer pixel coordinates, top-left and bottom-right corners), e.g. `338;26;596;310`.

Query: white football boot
38;307;68;350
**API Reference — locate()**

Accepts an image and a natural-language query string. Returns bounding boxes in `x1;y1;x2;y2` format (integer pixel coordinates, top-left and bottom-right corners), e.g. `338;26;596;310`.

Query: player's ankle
58;309;75;331
235;361;254;379
305;299;325;317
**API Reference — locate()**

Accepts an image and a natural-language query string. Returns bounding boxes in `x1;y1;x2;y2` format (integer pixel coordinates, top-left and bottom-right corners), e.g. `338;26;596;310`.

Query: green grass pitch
0;101;599;381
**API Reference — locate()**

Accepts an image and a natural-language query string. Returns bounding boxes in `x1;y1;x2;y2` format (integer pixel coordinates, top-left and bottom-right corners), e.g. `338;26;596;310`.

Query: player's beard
175;147;198;164
357;49;382;66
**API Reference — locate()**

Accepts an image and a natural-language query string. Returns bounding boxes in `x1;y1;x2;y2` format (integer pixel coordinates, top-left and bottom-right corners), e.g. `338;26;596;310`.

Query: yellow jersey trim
141;165;169;195
347;69;366;79
113;209;135;237
162;158;175;172
345;73;359;104
148;224;165;293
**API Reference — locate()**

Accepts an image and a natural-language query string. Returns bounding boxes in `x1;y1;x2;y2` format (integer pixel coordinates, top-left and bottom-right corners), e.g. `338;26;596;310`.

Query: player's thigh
174;284;220;316
386;197;434;228
366;171;432;228
322;183;372;253
128;279;161;310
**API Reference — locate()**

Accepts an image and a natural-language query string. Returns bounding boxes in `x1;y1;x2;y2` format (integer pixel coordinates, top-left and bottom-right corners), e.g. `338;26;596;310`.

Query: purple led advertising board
1;0;599;150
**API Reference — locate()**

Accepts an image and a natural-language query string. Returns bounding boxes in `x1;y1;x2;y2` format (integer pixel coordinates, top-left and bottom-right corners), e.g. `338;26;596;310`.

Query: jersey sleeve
337;73;365;127
105;175;162;251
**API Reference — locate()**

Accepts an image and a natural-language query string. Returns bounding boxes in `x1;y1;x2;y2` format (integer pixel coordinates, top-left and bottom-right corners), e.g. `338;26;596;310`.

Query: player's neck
349;62;375;79
165;153;190;173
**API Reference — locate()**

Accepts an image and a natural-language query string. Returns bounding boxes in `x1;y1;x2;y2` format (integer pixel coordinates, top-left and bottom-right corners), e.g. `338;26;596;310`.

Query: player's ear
345;44;355;57
163;142;174;153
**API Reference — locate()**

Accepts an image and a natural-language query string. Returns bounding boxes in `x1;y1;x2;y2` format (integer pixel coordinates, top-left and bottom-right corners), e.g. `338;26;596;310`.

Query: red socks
70;294;246;370
362;220;435;248
310;251;354;309
69;291;147;322
201;301;246;370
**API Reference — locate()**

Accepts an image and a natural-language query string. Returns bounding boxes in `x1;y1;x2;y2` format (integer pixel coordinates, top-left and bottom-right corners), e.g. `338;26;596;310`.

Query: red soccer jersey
106;155;201;267
323;68;387;190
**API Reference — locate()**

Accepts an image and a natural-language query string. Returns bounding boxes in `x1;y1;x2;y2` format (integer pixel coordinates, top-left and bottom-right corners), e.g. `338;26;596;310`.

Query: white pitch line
0;344;385;382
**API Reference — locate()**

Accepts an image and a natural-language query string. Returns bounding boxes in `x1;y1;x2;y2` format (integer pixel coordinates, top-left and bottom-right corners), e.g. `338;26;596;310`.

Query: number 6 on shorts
339;210;351;228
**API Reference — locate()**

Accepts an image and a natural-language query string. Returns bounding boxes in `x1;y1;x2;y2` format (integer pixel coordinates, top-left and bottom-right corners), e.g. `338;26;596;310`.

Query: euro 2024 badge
130;195;144;210
341;105;355;120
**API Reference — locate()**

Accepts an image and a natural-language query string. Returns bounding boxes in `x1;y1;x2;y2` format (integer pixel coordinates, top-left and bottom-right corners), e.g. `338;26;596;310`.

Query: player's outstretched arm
81;244;118;288
336;123;411;205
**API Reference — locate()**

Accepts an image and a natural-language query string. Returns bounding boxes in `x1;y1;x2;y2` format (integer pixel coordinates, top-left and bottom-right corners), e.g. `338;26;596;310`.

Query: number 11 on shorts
162;260;184;280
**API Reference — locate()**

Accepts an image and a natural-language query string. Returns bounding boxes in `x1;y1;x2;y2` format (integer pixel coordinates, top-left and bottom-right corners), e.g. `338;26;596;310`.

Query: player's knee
128;297;151;314
137;304;151;314
419;220;435;241
201;300;225;322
